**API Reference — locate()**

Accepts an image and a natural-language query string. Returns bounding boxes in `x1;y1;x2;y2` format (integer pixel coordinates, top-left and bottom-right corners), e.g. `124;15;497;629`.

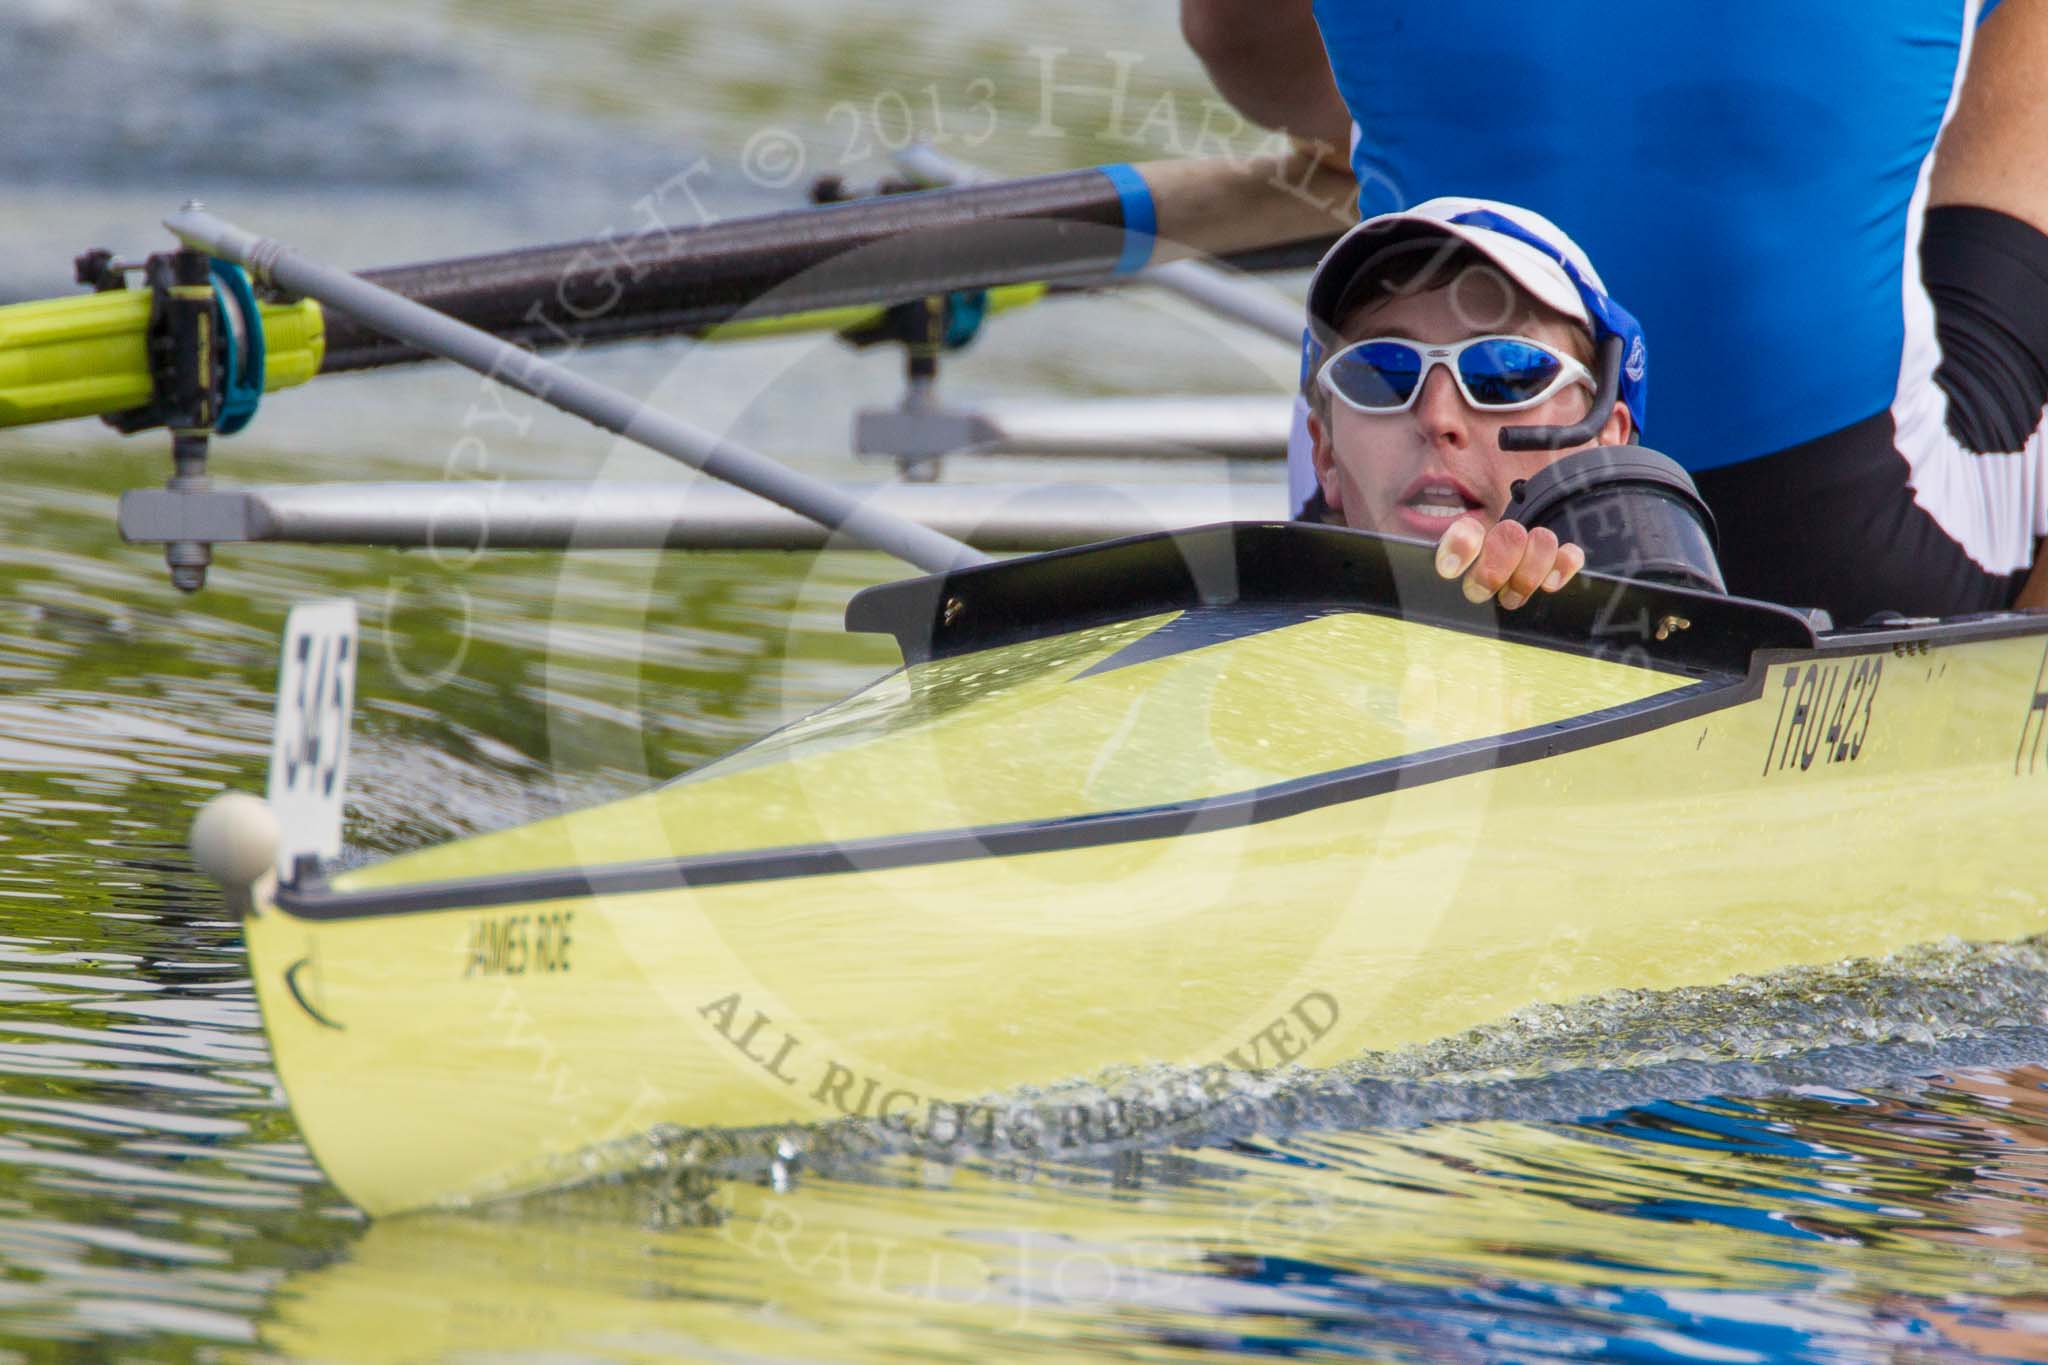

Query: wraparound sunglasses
1317;335;1595;414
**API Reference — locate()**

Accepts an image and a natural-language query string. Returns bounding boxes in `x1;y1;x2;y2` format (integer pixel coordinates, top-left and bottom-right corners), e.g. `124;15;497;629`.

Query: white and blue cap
1304;196;1648;437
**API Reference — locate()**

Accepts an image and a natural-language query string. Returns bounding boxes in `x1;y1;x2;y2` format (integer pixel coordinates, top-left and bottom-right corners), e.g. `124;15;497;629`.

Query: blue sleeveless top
1310;1;1998;469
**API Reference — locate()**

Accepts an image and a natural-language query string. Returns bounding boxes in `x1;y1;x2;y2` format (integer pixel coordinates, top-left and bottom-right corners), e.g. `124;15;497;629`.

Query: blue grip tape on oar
1098;164;1157;275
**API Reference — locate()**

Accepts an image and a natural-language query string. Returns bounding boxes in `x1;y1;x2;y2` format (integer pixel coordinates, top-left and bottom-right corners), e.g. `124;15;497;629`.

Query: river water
3;1;2048;1359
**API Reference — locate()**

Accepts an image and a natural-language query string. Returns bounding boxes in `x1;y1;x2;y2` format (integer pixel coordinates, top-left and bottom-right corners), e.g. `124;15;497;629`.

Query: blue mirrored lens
1326;342;1421;409
1457;339;1563;405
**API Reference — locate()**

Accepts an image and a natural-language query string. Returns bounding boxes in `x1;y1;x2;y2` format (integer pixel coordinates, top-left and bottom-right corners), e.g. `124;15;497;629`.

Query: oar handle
1145;147;1358;262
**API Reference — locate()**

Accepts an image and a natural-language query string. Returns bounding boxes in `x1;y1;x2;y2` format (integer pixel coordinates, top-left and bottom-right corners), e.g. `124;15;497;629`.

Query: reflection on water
252;1072;2048;1363
0;443;899;1349
0;437;2043;1357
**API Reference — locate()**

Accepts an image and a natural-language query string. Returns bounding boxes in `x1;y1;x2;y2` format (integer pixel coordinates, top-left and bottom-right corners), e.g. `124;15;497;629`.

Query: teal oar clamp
209;258;266;436
75;249;268;439
839;291;992;481
836;288;991;355
940;289;990;351
78;242;254;591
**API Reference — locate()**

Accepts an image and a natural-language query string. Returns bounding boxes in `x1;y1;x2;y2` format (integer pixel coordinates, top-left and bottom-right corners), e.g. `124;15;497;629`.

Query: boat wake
540;934;2048;1212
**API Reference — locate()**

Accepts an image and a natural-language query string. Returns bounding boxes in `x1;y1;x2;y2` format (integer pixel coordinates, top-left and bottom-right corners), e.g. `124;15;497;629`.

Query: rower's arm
1927;0;2048;606
1180;0;1353;152
1928;0;2048;230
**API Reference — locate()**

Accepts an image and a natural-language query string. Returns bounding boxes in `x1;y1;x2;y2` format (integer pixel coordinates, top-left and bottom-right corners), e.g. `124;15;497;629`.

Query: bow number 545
266;600;359;883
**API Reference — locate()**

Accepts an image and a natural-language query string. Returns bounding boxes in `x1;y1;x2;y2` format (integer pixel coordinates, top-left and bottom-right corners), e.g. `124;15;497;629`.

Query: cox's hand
1434;516;1585;610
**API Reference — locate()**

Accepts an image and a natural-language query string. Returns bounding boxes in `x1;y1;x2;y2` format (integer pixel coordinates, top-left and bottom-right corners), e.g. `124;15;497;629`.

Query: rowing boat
9;155;2046;1217
226;520;2048;1215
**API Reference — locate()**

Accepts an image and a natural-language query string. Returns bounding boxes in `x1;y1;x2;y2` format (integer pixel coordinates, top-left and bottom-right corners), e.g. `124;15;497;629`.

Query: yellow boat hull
241;525;2048;1215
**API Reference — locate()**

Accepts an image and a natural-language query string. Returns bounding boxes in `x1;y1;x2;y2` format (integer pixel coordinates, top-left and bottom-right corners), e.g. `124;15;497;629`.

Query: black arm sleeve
1922;204;2048;455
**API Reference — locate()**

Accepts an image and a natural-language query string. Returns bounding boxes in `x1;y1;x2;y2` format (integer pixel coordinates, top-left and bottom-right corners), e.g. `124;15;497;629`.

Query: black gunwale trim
275;670;1748;923
843;521;1819;674
1810;609;2048;652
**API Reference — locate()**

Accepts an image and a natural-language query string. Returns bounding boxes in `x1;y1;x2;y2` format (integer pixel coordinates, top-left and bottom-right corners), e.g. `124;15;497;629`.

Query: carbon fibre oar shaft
321;153;1355;372
166;206;990;574
325;169;1122;372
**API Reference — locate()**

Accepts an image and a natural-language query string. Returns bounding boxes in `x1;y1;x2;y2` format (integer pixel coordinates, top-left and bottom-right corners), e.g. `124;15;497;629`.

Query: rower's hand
1434;516;1585;610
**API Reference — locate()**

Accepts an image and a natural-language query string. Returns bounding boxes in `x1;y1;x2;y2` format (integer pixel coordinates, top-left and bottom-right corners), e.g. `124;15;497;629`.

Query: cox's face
1308;286;1621;538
